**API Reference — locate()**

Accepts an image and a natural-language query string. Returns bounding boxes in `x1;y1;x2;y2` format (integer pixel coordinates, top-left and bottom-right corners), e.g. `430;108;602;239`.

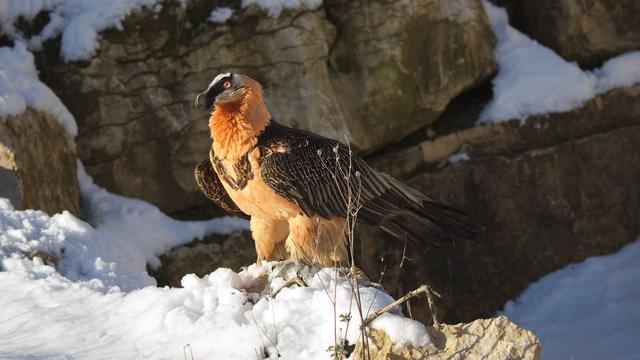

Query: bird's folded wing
257;123;386;220
194;160;250;219
257;122;477;246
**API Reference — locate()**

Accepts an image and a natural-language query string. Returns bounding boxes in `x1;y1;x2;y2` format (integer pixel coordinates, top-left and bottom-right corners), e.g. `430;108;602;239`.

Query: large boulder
361;85;640;323
150;231;256;287
356;316;541;360
0;110;80;216
39;0;496;216
496;0;640;67
324;0;497;150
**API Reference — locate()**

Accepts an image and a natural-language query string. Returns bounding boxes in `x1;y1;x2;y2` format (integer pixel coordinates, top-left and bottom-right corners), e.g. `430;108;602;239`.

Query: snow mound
0;162;427;358
480;1;640;124
0;42;77;136
0;256;429;358
503;239;640;360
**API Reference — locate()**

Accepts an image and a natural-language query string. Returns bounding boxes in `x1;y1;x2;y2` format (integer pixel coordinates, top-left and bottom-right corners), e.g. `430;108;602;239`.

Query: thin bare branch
362;284;441;327
269;276;307;298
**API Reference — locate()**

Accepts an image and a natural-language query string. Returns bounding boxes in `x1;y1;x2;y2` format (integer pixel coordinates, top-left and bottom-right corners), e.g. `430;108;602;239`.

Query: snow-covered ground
479;1;640;124
0;166;429;359
503;239;640;360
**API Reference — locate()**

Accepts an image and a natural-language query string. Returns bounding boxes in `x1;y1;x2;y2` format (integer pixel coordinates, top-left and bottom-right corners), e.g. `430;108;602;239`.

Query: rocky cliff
6;0;639;326
37;0;496;216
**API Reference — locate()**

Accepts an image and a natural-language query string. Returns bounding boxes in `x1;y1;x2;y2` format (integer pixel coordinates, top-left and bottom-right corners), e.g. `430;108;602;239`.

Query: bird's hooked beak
194;73;251;111
194;92;207;109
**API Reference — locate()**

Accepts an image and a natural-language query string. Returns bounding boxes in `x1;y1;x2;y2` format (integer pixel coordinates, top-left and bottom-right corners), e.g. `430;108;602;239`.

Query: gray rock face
496;0;640;67
0;110;80;216
360;85;640;323
40;0;496;215
325;0;496;150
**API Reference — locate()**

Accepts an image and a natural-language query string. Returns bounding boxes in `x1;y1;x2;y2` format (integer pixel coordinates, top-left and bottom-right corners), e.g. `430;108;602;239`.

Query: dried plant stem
269;276;307;298
362;284;441;327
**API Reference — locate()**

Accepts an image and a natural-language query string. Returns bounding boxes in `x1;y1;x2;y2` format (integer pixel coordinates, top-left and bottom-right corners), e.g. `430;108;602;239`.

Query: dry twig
269;276;307;298
362;284;441;327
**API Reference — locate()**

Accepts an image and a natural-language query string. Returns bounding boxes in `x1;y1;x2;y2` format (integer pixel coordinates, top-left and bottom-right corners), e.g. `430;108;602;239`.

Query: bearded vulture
194;73;475;266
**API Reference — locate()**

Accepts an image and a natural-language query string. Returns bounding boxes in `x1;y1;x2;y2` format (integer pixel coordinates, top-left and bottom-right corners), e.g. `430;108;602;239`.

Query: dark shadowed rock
360;85;640;323
150;231;256;287
0;110;80;216
496;0;640;67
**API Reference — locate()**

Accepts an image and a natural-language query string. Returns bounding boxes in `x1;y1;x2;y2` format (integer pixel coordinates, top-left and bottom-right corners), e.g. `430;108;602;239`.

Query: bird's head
195;73;271;159
194;72;259;111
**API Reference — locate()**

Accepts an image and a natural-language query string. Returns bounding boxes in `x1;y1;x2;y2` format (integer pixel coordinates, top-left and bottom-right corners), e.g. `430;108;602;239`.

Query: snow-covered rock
355;316;540;360
497;0;640;67
0;42;77;135
479;1;640;124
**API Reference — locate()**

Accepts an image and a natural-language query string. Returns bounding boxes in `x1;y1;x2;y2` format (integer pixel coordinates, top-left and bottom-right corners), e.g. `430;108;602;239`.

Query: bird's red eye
223;80;232;89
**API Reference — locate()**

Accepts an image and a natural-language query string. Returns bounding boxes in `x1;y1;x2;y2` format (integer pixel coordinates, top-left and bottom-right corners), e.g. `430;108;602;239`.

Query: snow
0;256;429;358
447;152;470;164
208;7;234;24
0;164;429;358
0;0;324;61
593;51;640;94
241;0;322;17
0;0;161;62
0;42;78;136
75;162;249;290
503;239;640;360
479;1;640;124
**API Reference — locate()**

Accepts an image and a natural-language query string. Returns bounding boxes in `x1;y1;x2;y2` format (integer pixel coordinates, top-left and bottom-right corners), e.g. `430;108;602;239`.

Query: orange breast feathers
208;77;271;161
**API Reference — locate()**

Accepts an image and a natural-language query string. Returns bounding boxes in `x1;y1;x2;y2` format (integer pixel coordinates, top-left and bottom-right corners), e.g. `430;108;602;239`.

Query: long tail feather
378;200;479;247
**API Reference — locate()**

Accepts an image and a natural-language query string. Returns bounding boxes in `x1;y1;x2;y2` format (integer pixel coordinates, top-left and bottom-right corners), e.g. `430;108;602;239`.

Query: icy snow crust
480;1;640;124
0;165;429;358
503;239;640;360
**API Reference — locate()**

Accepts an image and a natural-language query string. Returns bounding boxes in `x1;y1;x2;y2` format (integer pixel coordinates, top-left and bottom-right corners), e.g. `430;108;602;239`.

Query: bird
194;73;475;266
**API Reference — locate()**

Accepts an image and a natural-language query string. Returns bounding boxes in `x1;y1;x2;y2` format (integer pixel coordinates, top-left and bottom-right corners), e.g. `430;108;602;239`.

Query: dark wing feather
194;160;249;220
258;122;476;246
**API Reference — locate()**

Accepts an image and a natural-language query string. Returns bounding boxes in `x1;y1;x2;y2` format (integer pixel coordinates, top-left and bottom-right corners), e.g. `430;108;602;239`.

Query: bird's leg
250;217;288;263
285;215;348;267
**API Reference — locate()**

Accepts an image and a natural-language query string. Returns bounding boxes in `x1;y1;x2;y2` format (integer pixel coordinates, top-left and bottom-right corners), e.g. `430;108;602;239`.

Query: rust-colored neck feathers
209;78;271;161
